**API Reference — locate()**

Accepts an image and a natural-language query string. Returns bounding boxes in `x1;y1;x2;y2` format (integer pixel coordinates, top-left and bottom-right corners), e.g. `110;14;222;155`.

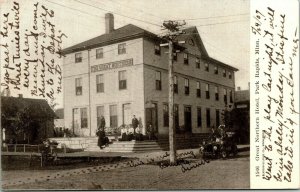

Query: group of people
96;115;157;148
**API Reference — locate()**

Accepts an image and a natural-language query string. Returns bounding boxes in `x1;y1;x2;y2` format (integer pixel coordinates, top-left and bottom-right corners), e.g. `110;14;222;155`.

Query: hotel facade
62;13;238;137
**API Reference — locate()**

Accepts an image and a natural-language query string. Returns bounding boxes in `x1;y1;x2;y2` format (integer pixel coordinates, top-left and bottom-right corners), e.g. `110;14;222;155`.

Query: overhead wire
72;0;162;27
106;0;166;21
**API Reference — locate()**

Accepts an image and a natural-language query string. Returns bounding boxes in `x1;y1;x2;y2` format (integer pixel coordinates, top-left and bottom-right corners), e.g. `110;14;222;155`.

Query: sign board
91;59;133;73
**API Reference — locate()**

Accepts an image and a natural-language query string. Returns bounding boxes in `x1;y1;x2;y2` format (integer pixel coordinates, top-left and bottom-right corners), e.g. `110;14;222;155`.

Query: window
174;104;179;131
163;104;169;127
184;78;189;95
173;52;177;61
109;105;118;127
75;52;82;63
206;108;210;128
183;53;189;64
96;48;103;59
215;86;219;101
174;75;178;94
224;88;227;104
197;107;202;128
196;57;200;68
75;78;82;95
96;106;104;128
223;69;226;77
196;81;201;98
119;70;127;90
80;108;88;128
229;90;233;103
205;63;209;71
155;71;161;90
96;74;104;93
154;44;161;55
118;43;126;54
214;66;218;74
205;83;210;99
228;71;232;79
216;109;220;127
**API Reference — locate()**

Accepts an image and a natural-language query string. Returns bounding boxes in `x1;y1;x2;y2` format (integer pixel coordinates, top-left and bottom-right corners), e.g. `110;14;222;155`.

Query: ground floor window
97;106;104;128
163;104;169;127
73;108;88;129
174;104;179;131
197;107;202;128
216;109;220;127
206;108;210;128
110;105;118;128
80;108;88;128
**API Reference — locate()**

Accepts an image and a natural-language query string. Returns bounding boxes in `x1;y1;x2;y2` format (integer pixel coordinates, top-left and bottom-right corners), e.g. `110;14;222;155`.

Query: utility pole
160;20;186;164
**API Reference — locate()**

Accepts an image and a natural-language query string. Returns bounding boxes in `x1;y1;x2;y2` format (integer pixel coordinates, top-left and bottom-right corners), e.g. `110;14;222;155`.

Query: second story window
96;48;103;59
223;69;226;77
215;86;219;101
228;71;232;79
75;77;82;95
118;43;126;55
173;52;177;61
183;53;189;64
196;81;201;98
96;74;104;93
214;66;218;74
205;63;209;72
205;83;210;99
184;78;189;95
196;57;200;68
155;71;161;90
75;52;82;63
119;70;127;90
174;75;178;94
224;88;227;104
154;44;161;55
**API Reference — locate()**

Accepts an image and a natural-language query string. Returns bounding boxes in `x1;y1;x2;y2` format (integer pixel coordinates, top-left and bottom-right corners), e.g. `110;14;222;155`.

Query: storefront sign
91;58;133;72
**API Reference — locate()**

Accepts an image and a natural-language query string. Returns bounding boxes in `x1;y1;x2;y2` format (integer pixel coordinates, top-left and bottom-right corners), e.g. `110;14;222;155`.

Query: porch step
84;140;169;152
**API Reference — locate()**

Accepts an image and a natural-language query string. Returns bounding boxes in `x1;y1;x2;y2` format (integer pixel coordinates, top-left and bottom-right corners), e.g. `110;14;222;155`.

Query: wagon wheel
232;145;238;157
220;150;227;159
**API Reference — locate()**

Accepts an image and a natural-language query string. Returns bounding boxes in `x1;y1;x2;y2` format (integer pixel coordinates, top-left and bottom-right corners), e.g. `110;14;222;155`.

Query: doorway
122;103;131;125
145;103;158;133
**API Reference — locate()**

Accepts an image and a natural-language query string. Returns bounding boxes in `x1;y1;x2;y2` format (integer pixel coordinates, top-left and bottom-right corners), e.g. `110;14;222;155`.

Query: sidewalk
1;144;250;159
2;145;250;189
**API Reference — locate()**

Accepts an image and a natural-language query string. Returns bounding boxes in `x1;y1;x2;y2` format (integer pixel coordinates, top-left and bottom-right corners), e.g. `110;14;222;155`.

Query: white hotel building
62;13;238;137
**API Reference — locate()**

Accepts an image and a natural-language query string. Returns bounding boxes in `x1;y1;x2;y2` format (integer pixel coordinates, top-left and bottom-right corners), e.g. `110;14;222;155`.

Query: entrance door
145;103;158;133
123;103;131;125
184;106;192;133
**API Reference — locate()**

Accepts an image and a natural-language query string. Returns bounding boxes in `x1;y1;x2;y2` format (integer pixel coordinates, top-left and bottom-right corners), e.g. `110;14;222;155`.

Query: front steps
85;140;169;152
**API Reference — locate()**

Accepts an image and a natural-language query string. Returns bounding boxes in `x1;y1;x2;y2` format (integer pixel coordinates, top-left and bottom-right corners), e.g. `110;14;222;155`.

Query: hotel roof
62;24;238;71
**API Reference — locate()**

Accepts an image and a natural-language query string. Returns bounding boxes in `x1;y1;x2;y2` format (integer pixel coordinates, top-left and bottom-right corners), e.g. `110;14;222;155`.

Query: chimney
105;13;114;34
18;94;23;98
237;87;241;91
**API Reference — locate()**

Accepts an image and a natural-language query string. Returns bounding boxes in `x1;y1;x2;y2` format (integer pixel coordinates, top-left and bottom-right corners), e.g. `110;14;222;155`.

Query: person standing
97;116;106;149
132;115;139;135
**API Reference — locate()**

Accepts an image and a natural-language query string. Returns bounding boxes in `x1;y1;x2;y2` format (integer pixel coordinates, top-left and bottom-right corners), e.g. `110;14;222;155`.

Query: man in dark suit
132;115;139;135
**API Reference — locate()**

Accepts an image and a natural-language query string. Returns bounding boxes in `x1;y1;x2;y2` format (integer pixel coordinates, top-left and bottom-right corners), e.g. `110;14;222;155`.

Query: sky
0;0;250;108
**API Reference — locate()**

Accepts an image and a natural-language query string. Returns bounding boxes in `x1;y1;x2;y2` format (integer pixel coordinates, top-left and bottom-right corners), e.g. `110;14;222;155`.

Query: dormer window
154;44;161;55
214;66;218;74
183;53;189;65
196;57;200;68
